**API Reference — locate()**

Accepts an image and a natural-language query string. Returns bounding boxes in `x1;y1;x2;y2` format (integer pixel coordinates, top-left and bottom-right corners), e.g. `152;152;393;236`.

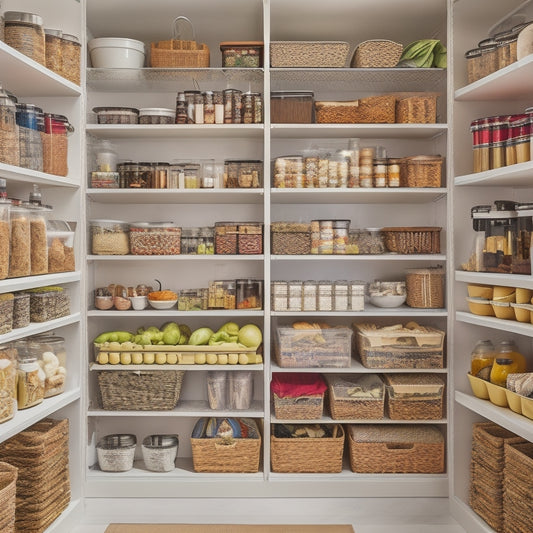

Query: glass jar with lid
8;204;31;278
60;33;81;85
512;202;533;274
90;219;130;255
387;158;401;187
236;279;263;310
477;38;498;78
317;280;333;311
288;280;303;311
0;85;20;167
333;220;350;254
43;113;72;177
95;140;118;173
16;103;43;172
27;203;51;276
0;199;10;280
15;340;45;410
271;281;288;311
495;29;519;70
333;280;349;311
184;163;201;188
44;29;63;75
28;335;67;398
3;11;45;65
0;343;17;423
302;280;317;311
470;340;495;380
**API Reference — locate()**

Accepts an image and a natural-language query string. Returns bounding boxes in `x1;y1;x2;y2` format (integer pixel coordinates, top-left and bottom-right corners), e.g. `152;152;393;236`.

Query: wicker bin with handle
150;16;210;68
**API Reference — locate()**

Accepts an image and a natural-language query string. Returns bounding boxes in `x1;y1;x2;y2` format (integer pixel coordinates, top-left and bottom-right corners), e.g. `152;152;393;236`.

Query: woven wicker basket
270;424;345;473
347;424;445;473
381;227;441;254
351;39;403;68
271;223;311;255
0;418;70;532
191;435;261;473
96;369;185;410
400;156;444;187
469;422;526;533
503;441;533;533
273;393;324;420
0;462;17;532
396;94;437;123
405;267;445;309
315;95;396;124
270;41;349;68
150;17;210;68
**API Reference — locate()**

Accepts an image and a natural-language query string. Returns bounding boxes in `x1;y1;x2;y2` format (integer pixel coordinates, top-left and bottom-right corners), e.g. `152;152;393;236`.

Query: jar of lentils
3;11;45;65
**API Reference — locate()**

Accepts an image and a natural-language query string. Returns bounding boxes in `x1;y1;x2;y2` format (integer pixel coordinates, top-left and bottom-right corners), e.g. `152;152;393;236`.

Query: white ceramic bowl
88;37;146;68
129;295;148;310
148;299;177;310
369;294;407;308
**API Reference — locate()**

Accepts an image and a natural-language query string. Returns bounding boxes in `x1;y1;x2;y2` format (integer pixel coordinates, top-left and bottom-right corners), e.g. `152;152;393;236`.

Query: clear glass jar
317;281;333;311
302;280;317;311
203;91;215;124
0;343;17;423
153;162;169;189
44;29;62;75
0;85;19;167
90;219;130;255
28;335;67;398
16;347;45;410
207;370;227;409
373;157;387;187
349;280;366;311
60;33;81;85
28;204;51;275
318;219;334;255
470;339;495;380
347;138;360;188
360;228;385;254
214;91;224;124
271;281;288;311
194;92;204;124
16;103;43;172
184;164;201;188
184;90;199;124
175;92;187;124
288;280;303;311
333;219;350;254
4;11;45;65
252;93;263;124
229;371;253;409
8;204;31;278
333;280;349;311
236;279;263;310
43;113;72;177
242;92;254;124
387;158;401;187
0;199;10;280
95;139;118;172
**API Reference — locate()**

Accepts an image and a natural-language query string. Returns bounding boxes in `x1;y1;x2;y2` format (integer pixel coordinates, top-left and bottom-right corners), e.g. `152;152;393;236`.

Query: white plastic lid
88;37;145;54
138;108;176;118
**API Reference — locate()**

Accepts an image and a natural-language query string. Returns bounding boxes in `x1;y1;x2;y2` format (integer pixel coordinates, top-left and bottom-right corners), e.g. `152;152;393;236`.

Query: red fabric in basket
271;373;327;398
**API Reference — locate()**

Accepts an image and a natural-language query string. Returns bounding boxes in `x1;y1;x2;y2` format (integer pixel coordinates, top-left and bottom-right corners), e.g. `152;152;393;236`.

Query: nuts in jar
129;222;181;255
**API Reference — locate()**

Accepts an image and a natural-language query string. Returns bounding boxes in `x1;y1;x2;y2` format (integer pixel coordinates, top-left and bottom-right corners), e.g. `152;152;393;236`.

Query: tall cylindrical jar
44;29;63;75
0;85;19;167
60;33;81;85
43;113;71;176
0;199;10;280
16;103;43;172
3;11;45;65
28;204;51;276
8;204;31;278
28;335;67;398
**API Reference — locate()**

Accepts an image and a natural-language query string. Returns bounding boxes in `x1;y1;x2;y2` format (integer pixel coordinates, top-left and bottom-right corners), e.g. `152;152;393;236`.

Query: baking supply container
4;11;45;65
16;103;43;171
44;29;62;74
142;435;179;472
12;292;30;329
88;37;146;68
220;41;263;67
8;204;31;278
47;219;75;273
15;341;44;410
236;279;263;310
0;199;10;279
28;335;67;398
97;434;137;472
229;371;253;409
207;371;227;409
43;113;72;176
0;344;17;423
139;108;175;124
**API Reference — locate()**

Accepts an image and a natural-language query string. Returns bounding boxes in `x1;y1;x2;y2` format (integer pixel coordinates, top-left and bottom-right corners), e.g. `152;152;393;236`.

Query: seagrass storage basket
271;222;311;255
350;39;403;68
150;16;210;68
353;322;446;369
469;422;526;533
405;267;445;309
0;418;70;532
191;435;261;473
325;373;385;420
503;441;533;533
96;369;185;410
396;94;438;123
381;227;442;254
347;424;445;473
382;373;445;420
0;461;17;532
270;424;345;473
400;156;444;187
270;41;349;68
315;95;396;124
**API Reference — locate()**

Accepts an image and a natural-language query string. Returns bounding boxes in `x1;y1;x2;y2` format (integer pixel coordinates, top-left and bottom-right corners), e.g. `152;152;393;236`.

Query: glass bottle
470;339;495;380
489;340;527;386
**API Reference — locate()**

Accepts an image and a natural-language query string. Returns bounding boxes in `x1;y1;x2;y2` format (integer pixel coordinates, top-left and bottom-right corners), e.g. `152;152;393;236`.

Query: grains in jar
317;281;333;311
204;91;215;124
8;205;31;278
288;280;303;311
318;219;334;254
29;205;50;275
310;219;320;254
304;155;318;188
333;219;350;254
252;93;263;124
333;280;349;311
0;199;10;280
90;219;129;255
43;113;71;177
194;93;204;124
271;281;288;311
302;280;317;311
214;91;224;124
0;86;19;167
387;158;401;187
471;117;490;173
4;11;45;65
60;33;81;85
44;29;62;75
489;115;508;169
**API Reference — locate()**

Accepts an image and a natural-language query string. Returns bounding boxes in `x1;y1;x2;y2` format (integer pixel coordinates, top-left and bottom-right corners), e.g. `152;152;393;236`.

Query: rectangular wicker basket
347;424;445;473
191;435;261;473
0;418;70;532
405;267;445;309
96;369;185;410
270;424;345;473
314;95;396;124
271;223;311;255
396;94;437;123
270;41;349;68
150;40;210;68
400;156;444;187
350;39;403;68
273;393;324;420
381;226;442;254
0;462;17;533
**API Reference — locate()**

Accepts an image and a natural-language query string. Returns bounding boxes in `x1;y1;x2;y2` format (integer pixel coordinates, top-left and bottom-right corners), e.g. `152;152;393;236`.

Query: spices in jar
317;281;333;311
387;158;401;187
204;91;215;124
184;90;199;124
4;11;45;65
44;29;62;75
90;219;129;255
214;91;224;124
0;86;19;167
243;92;254;124
17;352;45;410
8;204;31;278
0;199;10;280
175;93;187;124
272;281;288;311
60;33;81;85
470;339;495;380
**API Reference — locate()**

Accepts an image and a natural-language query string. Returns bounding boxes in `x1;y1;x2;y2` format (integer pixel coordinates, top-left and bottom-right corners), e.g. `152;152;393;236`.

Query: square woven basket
150;40;210;68
96;369;185;410
271;424;345;473
270;41;349;68
400;156;444;187
273;393;324;420
315;95;396;124
381;227;442;254
396;94;437;123
191;435;261;473
350;39;403;68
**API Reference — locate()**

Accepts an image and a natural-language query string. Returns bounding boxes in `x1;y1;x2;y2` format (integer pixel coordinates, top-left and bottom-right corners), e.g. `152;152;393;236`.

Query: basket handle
172;16;196;42
214;440;237;450
385;443;415;451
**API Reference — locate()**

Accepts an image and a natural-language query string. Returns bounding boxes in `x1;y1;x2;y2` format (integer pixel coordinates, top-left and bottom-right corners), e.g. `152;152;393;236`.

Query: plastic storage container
8;204;31;278
60;33;81;85
512;202;533;274
43;114;72;176
139;108;175;124
207;371;228;409
12;292;30;329
3;11;45;65
0;85;19;167
129;222;181;255
47;220;75;273
15;341;44;410
93;107;139;125
26;287;70;322
88;37;145;68
236;279;263;310
271;91;314;124
28;335;67;398
0;199;10;280
228;371;253;409
0;344;17;424
90;219;130;255
16;103;43;171
220;41;263;67
44;28;63;75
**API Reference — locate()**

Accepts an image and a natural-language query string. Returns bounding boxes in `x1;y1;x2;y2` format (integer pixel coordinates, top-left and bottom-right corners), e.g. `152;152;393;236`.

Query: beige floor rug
106;525;354;533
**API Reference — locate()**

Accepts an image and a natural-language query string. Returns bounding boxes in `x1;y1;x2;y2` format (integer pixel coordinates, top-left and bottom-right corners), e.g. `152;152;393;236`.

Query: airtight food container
139;108;176;124
88;37;145;68
93;107;139;125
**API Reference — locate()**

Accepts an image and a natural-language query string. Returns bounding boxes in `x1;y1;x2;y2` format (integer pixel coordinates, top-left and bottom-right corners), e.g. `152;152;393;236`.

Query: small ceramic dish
148;299;177;310
505;389;523;414
486;381;509;408
467;373;490;400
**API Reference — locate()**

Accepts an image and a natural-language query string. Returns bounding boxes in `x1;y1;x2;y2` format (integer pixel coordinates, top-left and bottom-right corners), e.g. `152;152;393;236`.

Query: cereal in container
0;344;17;423
90;219;129;255
8;204;31;278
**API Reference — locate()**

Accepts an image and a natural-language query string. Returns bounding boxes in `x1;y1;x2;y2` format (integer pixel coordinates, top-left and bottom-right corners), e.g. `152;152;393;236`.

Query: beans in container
90;219;129;255
93;107;139;125
139;108;175;124
220;41;263;68
129;222;181;255
4;11;45;65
